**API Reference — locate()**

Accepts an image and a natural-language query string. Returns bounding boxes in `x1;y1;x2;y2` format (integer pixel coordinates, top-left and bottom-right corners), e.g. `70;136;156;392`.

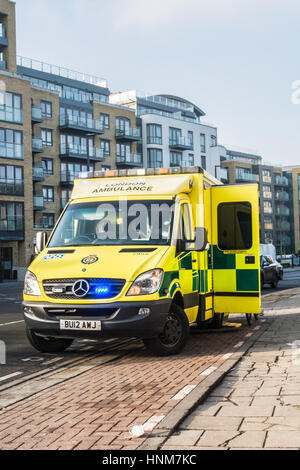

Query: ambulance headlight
24;271;42;296
127;269;164;296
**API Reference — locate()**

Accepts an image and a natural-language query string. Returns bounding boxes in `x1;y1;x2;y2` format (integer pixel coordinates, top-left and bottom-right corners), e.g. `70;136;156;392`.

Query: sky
15;0;300;165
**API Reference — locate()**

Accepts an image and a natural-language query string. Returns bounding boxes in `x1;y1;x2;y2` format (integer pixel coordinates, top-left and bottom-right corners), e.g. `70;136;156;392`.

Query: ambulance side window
218;202;252;250
178;204;192;241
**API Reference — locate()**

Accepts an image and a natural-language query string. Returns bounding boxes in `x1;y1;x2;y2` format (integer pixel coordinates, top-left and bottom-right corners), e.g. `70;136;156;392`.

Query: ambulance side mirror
194;227;209;252
35;231;48;255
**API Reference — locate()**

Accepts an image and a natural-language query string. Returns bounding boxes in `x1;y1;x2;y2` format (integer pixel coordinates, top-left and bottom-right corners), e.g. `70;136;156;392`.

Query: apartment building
221;149;294;254
110;91;225;178
283;166;300;254
0;0;141;279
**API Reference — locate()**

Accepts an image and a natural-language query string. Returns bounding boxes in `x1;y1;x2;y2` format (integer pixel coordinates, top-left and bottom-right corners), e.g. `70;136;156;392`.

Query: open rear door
210;184;261;314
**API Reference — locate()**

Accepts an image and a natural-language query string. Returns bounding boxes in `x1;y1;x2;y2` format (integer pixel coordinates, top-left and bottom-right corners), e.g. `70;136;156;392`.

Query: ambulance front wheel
143;304;189;356
26;329;74;353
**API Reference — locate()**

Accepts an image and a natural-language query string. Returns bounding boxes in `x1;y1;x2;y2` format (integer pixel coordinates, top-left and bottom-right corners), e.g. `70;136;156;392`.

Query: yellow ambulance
23;167;261;356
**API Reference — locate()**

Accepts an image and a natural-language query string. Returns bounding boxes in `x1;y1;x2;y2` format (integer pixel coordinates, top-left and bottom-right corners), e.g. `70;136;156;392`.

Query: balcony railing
116;154;143;167
0;59;6;70
0;217;24;241
31;105;43;123
275;192;289;202
277;221;291;231
0;143;24;160
236;172;258;182
276;207;290;216
59;115;104;134
32;136;44;153
17;56;108;88
33;195;45;211
275;176;288;186
60;144;105;161
0;106;23;124
115;127;141;141
0;180;24;196
32;167;44;182
169;137;193;150
60;171;79;184
0;25;6;38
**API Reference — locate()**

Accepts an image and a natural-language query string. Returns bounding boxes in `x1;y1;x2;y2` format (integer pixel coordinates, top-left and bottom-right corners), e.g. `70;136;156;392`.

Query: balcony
236;172;258;182
31;105;43;123
277;221;291;231
276;206;290;217
0;143;24;160
32;167;44;182
0;217;24;241
0;105;23;124
275;191;289;202
169;137;193;151
0;180;24;196
115;127;141;142
32;136;44;153
116;154;143;168
60;144;105;162
33;195;45;211
275;176;288;187
34;224;54;231
59;116;104;135
60;171;78;185
0;25;8;47
0;59;6;70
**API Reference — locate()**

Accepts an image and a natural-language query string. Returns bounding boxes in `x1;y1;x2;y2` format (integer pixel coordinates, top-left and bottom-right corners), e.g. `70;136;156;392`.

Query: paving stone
164;430;203;447
253;387;282;396
197;430;240;447
181;416;242;431
218;406;274;417
265;431;300;448
228;431;266;448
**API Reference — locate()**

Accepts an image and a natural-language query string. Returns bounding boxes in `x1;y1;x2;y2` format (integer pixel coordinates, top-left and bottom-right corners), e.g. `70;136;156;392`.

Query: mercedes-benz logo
72;279;90;298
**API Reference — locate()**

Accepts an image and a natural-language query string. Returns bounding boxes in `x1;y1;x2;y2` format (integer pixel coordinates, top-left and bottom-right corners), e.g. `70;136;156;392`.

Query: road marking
0;371;23;382
254;325;261;330
201;365;218;376
234;341;245;349
245;332;253;337
21;357;43;362
172;385;196;400
221;353;233;360
0;320;24;327
42;357;63;366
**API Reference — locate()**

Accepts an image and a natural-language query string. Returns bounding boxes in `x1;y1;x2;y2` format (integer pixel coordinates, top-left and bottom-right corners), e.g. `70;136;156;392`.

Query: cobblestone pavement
0;317;259;450
162;309;300;450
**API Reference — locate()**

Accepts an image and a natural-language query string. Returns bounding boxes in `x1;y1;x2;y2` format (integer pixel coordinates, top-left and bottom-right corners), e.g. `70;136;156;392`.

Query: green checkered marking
159;270;179;297
179;253;193;270
209;245;236;270
199;270;208;293
236;269;259;292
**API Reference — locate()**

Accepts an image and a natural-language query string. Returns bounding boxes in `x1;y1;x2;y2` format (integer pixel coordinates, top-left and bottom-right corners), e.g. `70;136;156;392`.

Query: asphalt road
0;268;299;388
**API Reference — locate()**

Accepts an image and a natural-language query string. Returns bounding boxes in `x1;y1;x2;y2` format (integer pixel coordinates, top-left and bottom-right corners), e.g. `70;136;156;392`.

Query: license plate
60;320;101;331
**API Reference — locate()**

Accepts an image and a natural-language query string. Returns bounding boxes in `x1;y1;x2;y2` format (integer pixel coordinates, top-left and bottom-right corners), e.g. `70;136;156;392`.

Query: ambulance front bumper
23;299;171;339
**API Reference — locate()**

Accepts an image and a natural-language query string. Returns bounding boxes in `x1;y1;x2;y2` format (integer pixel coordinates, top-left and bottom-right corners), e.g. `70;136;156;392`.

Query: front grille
43;278;126;300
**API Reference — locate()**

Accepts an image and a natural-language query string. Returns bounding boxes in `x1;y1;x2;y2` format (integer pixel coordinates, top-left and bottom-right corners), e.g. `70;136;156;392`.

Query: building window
147;149;163;168
201;155;206;170
218;202;252;251
116;143;131;158
41;129;53;147
100;139;110;156
183;154;194;167
200;134;206;153
60;134;93;156
61;162;93;182
170;151;182;167
263;185;272;199
0;91;22;123
188;131;194;148
0;165;23;196
41;213;55;229
264;201;272;214
264;217;273;230
169;127;181;145
100;113;110;129
211;135;217;147
0;128;23;159
42;158;53;175
262;169;272;183
41;101;52;119
147;124;162;145
102;165;111;171
0;202;24;233
116;117;130;133
43;186;54;203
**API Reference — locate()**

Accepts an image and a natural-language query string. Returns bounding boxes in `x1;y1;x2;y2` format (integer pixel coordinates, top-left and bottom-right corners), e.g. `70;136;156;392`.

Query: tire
210;313;224;329
246;314;254;326
143;304;189;356
26;329;74;353
270;276;279;289
254;314;259;321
